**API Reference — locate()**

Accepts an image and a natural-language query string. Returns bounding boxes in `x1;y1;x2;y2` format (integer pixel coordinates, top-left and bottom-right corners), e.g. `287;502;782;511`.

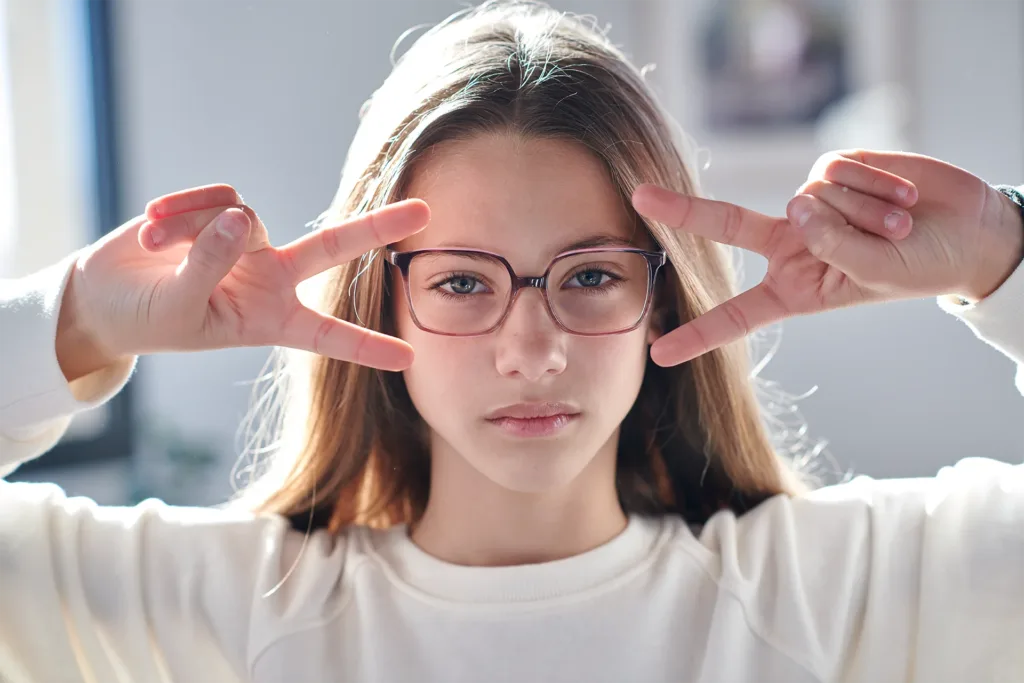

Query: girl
2;2;1023;681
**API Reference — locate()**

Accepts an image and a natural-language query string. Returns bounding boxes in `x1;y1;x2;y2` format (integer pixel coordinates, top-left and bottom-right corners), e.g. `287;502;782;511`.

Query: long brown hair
229;0;815;534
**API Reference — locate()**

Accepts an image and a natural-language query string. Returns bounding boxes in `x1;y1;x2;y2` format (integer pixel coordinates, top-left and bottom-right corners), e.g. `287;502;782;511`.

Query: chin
468;432;598;494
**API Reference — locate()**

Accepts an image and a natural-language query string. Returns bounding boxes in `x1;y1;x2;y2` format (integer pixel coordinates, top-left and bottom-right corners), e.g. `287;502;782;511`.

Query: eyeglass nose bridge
503;274;556;325
514;275;548;291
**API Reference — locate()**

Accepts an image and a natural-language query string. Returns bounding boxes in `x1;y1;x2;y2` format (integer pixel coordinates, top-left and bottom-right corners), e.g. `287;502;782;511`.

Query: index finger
649;283;790;366
829;149;926;179
280;199;430;283
632;184;784;256
282;306;415;370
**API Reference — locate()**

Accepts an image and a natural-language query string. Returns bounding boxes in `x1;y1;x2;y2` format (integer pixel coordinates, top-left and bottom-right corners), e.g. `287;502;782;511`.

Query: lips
485;402;581;420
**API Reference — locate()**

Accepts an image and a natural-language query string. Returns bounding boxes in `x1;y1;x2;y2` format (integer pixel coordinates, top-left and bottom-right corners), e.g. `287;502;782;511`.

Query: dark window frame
13;0;133;475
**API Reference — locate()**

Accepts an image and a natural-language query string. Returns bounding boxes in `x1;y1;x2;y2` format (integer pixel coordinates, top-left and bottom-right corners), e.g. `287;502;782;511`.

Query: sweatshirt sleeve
834;250;1024;680
0;258;349;681
699;254;1024;682
0;252;136;475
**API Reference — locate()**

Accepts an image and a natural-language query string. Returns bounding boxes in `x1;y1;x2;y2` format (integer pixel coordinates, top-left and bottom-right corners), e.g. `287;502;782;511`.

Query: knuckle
809;151;841;181
821;156;849;180
720;203;744;245
801;179;827;196
366;210;384;245
720;299;751;337
762;219;788;259
312;317;335;356
870;173;888;196
277;245;300;279
687;323;710;359
207;183;240;200
320;224;344;260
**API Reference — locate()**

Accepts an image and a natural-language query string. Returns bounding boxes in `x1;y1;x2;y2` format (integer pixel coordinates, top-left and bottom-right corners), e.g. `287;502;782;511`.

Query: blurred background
2;0;1022;506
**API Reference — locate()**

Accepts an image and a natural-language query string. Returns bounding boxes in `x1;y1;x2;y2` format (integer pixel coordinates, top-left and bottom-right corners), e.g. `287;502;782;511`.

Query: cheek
400;332;491;427
579;332;650;394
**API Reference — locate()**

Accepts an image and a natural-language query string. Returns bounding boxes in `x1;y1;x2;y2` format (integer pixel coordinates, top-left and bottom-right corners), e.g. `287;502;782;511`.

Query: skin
54;143;1023;568
392;134;661;566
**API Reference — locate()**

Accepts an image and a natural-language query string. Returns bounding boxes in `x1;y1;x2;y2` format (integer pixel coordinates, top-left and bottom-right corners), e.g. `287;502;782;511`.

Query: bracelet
993;184;1024;214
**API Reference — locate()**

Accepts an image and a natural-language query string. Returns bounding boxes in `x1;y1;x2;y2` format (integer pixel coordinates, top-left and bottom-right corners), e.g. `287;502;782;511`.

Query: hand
632;150;1024;367
57;184;430;381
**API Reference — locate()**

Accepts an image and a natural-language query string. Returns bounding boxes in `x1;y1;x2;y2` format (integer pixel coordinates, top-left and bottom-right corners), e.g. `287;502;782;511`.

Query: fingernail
149;226;164;246
884;210;903;232
794;205;812;227
895;186;910;201
216;212;246;239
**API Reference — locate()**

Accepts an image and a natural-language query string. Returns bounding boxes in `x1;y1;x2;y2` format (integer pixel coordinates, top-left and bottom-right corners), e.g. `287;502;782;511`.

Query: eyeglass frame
385;246;668;337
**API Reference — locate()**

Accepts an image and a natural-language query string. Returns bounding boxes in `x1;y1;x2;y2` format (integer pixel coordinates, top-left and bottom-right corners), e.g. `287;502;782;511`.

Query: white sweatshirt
1;250;1023;683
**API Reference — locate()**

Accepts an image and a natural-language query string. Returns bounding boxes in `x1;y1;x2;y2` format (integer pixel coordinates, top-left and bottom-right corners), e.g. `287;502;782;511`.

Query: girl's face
393;133;659;495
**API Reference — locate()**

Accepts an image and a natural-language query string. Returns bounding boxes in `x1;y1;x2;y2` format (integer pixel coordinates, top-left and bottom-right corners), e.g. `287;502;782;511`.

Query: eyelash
430;272;494;300
428;266;624;300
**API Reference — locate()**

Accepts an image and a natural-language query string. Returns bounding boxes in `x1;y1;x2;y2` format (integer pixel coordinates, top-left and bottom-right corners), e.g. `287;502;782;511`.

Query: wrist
56;265;124;383
960;185;1024;303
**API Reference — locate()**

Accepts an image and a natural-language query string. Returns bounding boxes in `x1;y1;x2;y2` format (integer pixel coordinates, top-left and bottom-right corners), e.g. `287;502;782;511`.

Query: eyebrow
434;234;637;254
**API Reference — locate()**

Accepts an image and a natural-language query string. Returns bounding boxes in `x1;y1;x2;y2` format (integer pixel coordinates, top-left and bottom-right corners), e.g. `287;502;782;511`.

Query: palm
761;226;871;314
200;248;299;344
78;225;291;353
206;248;296;335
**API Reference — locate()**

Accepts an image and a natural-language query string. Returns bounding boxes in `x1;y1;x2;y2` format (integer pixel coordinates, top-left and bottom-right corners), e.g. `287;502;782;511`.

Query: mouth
484;402;581;438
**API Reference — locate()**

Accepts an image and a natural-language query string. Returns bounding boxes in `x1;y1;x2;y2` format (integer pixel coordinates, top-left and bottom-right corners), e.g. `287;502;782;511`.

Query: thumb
788;194;900;285
174;208;251;304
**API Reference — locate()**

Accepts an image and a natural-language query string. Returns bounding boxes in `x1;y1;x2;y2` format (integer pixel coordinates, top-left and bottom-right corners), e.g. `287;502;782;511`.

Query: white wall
62;0;1021;503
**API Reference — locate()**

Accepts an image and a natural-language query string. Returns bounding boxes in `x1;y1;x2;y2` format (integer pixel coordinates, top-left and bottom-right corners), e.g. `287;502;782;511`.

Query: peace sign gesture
57;185;430;380
632;150;1024;367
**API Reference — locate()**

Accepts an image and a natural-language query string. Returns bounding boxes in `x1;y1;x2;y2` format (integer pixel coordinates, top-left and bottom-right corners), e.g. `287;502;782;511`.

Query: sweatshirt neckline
367;514;668;605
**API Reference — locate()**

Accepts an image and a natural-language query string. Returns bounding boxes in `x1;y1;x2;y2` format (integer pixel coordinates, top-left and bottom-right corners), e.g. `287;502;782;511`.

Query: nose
493;288;567;381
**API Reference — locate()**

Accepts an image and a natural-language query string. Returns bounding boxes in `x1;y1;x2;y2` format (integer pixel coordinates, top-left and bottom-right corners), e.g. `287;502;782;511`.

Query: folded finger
649;283;789;366
632;184;784;256
279;199;430;283
146;184;242;220
788;194;901;282
816;156;918;207
795;181;913;240
140;205;271;252
279;306;415;370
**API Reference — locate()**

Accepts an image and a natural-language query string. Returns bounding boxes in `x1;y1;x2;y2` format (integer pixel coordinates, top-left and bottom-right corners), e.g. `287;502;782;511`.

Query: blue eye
564;269;616;288
443;276;479;295
431;273;493;298
571;270;606;287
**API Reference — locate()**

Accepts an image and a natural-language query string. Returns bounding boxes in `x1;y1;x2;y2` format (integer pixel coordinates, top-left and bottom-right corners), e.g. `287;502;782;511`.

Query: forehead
396;134;643;267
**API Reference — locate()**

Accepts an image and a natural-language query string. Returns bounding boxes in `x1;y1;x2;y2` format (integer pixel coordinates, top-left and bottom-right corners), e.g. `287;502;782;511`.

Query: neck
410;433;627;567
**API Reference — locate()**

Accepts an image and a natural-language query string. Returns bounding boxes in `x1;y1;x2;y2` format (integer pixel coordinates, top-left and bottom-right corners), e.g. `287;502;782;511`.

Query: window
2;0;133;474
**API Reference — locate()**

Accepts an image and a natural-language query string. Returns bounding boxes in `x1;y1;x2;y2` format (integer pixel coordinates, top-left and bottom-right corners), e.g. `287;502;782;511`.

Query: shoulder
662;458;1023;679
685;458;1022;575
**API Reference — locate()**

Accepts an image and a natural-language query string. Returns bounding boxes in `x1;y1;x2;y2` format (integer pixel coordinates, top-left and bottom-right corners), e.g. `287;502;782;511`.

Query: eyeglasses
386;247;666;336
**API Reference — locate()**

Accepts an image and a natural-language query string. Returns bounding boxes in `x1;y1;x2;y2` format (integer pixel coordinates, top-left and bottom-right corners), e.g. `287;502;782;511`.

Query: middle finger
140;204;272;252
795;180;913;240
